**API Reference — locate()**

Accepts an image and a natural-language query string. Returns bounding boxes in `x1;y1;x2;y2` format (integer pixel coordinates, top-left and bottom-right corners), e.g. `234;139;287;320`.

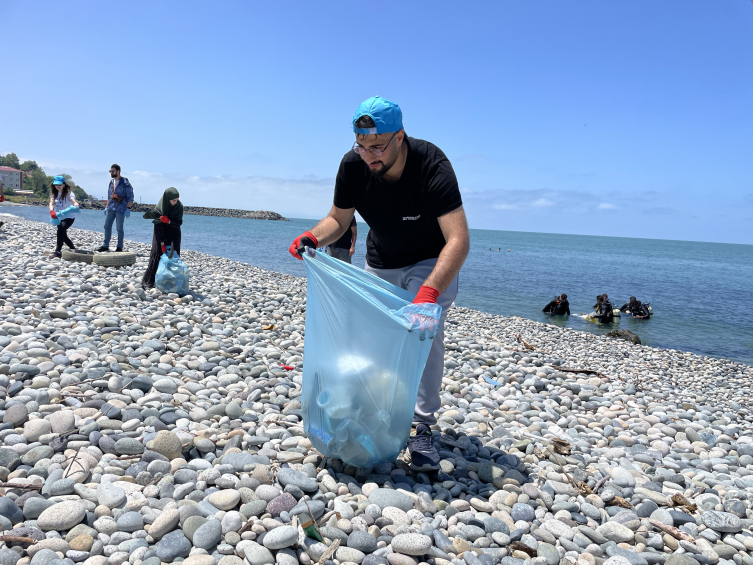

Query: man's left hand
413;285;439;304
349;246;355;257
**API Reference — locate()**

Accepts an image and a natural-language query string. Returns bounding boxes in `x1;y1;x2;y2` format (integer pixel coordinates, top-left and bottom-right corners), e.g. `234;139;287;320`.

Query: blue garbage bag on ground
301;248;441;468
155;246;189;296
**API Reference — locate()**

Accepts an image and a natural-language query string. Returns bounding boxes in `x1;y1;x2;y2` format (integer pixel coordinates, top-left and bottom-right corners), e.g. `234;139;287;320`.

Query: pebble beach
1;215;753;565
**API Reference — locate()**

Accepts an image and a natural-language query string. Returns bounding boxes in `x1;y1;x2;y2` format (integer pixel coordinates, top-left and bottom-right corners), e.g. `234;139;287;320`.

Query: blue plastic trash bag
155;246;189;296
50;205;79;226
301;248;441;468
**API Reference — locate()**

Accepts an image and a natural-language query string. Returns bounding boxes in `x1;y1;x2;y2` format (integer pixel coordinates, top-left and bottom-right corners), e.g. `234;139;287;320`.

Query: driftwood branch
317;539;340;565
0;536;37;544
649;519;695;542
515;333;537;351
0;483;42;490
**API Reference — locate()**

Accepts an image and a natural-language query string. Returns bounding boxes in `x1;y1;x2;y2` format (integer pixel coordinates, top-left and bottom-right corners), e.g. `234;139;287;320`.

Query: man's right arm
289;206;355;259
309;206;355;247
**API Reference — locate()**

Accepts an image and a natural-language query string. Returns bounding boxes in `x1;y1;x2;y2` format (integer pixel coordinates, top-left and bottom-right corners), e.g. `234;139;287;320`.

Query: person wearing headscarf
48;176;79;259
140;187;183;290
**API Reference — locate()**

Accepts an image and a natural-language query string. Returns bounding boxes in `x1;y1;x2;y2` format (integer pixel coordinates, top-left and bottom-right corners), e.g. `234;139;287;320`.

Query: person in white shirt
48;175;79;259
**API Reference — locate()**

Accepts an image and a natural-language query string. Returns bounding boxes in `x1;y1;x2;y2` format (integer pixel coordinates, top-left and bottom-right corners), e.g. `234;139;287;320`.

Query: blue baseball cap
353;96;403;135
52;175;66;185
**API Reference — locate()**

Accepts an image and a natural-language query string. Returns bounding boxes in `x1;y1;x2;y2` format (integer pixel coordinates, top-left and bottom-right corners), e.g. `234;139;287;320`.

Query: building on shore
0;166;23;192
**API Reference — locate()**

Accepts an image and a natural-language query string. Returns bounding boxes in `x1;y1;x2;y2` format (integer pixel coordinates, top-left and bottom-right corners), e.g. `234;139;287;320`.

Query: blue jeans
103;209;125;249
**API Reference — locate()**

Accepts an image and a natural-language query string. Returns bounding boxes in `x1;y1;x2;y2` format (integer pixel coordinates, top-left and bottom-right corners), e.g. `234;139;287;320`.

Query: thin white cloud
598;203;618;209
531;198;554;207
492;203;518;210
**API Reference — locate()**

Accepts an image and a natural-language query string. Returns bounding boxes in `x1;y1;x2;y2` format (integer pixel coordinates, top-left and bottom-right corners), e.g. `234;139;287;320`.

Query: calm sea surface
3;204;752;365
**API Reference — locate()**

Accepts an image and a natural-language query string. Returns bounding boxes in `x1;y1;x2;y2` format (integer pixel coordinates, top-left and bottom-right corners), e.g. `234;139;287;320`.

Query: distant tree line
0;152;95;202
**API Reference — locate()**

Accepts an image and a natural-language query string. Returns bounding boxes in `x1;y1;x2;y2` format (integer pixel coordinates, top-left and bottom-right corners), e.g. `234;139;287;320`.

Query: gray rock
31;549;58;565
154;530;192;561
243;542;274;565
650;509;674;527
192;519;222;549
665;556;700;565
368;489;413;512
0;497;24;524
276;468;318;492
22;498;54;520
391;533;432;556
183;516;208;541
597;521;635;543
116;511;144;532
0;548;20;565
336;547;365;564
537;543;559;565
3;403;28;426
701;511;743;533
49;478;76;496
348;531;378;553
511;503;535;522
114;438;144;455
37;501;86;531
97;482;126;508
262;525;298;550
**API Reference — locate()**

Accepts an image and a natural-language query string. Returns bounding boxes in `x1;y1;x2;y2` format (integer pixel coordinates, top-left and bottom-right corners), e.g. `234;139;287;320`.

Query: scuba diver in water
620;296;652;318
543;294;570;315
589;295;615;323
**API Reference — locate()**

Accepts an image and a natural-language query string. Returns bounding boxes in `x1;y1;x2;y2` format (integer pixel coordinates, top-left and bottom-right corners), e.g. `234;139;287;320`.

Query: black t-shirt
331;217;357;249
333;137;463;269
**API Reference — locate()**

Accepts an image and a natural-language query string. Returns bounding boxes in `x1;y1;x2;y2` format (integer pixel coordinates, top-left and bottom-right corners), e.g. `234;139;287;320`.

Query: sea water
3;205;751;364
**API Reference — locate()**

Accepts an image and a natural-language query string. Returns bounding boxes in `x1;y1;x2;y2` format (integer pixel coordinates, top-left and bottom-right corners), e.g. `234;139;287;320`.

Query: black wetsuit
543;299;570;315
621;300;650;318
594;301;615;323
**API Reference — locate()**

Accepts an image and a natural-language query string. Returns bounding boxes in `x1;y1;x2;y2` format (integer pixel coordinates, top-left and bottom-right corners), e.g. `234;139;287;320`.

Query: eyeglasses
352;131;398;157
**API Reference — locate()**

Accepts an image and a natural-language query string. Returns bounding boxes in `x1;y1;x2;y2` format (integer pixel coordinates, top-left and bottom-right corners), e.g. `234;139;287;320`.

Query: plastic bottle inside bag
327;421;378;468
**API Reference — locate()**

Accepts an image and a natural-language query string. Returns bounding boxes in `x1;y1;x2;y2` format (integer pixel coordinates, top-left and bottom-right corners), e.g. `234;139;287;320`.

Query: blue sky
2;1;751;244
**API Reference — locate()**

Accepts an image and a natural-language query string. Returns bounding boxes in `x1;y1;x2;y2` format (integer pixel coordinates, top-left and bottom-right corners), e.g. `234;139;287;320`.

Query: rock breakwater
5;198;288;221
0;215;752;565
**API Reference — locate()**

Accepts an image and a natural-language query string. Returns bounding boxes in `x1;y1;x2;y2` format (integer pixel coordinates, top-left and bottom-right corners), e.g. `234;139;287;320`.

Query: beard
367;151;400;181
110;172;117;178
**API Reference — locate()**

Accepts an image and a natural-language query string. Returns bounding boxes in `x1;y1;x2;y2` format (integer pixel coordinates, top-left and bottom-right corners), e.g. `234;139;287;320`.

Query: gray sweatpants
364;258;458;427
325;246;352;264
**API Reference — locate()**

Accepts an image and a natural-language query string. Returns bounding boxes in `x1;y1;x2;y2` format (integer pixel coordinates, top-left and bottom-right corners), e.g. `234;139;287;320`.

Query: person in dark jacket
543;294;570;315
141;187;183;290
620;297;651;318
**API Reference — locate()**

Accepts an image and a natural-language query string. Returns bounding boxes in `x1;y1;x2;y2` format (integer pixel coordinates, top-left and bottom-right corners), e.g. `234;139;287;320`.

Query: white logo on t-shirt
403;215;421;221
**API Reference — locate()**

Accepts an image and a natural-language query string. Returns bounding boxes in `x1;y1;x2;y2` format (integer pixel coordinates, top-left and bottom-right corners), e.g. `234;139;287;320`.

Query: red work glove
160;215;170;224
161;243;167;254
0;195;4;202
50;210;57;219
112;194;122;202
413;285;440;304
288;231;318;260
